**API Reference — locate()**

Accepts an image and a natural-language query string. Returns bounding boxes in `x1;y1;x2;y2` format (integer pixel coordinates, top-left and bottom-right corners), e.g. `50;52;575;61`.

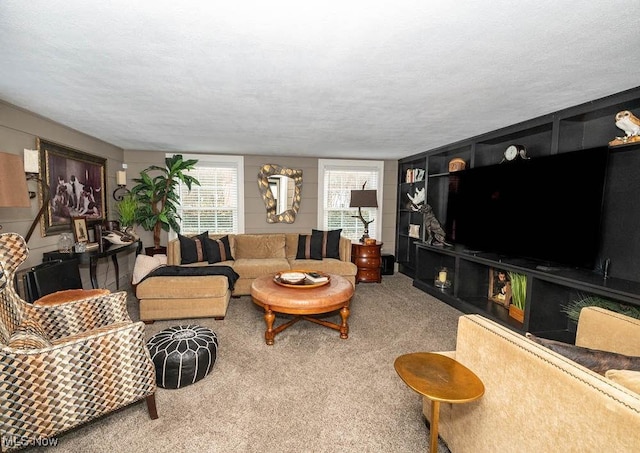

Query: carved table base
251;273;354;345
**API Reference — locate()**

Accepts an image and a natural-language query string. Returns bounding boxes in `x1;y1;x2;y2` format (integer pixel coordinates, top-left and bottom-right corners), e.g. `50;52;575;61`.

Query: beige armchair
0;233;157;451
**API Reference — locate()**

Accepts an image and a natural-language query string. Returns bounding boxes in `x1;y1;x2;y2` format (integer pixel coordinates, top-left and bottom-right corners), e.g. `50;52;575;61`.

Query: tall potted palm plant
130;155;200;253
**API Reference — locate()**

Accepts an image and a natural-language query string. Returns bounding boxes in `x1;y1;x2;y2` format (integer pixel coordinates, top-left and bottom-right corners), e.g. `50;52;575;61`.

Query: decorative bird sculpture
609;110;640;146
407;187;450;247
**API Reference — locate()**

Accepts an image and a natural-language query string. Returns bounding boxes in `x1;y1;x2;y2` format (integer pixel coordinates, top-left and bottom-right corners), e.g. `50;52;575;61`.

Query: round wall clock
502;144;528;162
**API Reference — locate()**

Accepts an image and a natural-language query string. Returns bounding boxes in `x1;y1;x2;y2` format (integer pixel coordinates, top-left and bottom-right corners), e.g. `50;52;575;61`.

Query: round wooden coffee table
250;273;354;345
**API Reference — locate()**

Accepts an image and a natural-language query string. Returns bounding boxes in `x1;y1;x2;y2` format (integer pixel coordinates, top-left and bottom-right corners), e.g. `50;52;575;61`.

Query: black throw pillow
296;234;314;260
204;235;234;263
310;229;342;260
178;232;209;264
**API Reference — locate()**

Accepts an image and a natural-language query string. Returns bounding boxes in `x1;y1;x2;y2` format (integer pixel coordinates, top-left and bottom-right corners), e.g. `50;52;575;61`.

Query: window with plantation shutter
317;159;384;243
170;154;244;236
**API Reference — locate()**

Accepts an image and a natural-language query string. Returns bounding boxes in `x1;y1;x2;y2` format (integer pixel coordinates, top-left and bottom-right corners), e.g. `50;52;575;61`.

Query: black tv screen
446;146;609;269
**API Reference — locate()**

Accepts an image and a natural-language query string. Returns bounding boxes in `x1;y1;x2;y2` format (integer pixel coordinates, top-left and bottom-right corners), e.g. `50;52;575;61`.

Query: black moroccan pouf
147;325;218;389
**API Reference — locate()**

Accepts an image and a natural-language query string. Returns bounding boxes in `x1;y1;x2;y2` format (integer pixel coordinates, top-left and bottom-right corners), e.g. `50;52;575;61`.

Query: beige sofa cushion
285;234;300;259
233;258;290;279
576;306;640;356
289;258;357;277
234;234;286;259
606;369;640;394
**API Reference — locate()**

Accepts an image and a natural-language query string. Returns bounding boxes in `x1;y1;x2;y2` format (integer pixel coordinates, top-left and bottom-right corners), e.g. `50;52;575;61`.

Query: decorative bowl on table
277;271;307;285
274;270;331;288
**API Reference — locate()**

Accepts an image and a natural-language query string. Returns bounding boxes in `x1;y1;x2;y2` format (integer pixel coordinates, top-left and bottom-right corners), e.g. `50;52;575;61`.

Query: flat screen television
446;146;609;269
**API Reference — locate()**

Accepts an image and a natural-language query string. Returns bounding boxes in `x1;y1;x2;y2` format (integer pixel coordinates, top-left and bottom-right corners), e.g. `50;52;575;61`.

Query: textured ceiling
1;1;639;159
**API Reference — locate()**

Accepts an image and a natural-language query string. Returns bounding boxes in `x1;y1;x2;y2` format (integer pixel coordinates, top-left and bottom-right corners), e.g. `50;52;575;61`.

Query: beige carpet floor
28;273;463;452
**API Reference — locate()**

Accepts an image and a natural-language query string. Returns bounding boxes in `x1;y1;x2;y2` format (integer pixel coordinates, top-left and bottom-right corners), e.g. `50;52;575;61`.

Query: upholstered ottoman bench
147;325;219;389
136;274;231;322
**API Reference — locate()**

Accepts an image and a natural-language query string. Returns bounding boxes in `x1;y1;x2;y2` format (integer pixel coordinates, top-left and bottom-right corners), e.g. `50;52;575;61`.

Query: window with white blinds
171;154;244;236
317;159;384;242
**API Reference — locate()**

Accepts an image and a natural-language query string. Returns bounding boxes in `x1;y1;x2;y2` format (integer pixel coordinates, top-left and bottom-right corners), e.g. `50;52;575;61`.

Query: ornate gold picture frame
38;138;106;236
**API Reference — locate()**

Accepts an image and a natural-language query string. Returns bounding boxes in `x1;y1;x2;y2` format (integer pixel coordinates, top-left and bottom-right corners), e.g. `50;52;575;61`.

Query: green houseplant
116;192;138;232
130;154;200;252
508;272;527;322
562;294;640;324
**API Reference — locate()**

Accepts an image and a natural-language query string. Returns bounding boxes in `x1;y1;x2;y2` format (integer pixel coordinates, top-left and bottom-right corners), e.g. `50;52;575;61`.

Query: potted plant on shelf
508;272;527;323
562;294;640;331
130;155;200;255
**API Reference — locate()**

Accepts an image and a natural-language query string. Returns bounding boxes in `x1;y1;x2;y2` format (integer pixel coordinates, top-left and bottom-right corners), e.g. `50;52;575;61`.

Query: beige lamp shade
0;152;30;207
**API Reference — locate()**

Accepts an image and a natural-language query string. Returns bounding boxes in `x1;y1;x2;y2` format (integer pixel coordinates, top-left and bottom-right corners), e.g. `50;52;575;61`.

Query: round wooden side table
394;352;484;452
351;241;383;283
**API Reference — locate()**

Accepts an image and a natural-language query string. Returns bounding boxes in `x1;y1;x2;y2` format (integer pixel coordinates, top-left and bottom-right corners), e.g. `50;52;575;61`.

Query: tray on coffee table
274;270;331;289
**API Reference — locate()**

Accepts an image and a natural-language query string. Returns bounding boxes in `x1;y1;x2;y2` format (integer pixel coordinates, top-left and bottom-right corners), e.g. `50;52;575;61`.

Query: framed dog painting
38;138;106;237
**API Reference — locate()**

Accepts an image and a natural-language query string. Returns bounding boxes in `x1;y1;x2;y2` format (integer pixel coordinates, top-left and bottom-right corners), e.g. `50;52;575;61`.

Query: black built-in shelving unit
396;86;640;339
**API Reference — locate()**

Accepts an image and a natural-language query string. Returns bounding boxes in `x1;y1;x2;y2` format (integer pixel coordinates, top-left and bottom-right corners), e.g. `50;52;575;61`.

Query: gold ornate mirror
258;164;303;223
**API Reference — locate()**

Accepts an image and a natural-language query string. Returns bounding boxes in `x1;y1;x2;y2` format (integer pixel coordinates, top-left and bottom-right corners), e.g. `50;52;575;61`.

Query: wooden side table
394;352;484;452
351;241;382;283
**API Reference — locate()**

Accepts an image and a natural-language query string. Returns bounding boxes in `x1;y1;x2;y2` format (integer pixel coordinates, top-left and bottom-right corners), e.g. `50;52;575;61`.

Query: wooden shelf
414;243;640;335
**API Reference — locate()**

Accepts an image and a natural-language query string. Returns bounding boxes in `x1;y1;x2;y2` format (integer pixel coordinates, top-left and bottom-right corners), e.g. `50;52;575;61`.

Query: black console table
43;240;142;290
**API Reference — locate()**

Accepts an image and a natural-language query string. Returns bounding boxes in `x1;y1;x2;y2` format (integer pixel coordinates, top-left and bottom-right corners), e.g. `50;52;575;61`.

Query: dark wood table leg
339;305;350;339
111;254;120;290
146;394;159;420
264;307;275;345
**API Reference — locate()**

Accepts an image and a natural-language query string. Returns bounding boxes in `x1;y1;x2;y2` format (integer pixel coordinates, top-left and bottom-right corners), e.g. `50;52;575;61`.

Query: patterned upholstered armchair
0;233;157;451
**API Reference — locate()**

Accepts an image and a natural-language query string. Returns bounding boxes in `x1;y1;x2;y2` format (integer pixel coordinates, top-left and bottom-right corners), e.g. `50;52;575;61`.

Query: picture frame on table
488;267;511;307
71;216;89;243
38;138;106;237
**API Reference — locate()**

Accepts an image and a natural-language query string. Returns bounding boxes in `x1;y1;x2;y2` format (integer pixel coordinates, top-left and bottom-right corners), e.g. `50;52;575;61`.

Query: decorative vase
123;226;138;240
57;233;74;253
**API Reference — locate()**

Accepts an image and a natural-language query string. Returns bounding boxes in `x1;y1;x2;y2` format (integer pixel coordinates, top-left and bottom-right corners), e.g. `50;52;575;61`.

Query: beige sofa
422;307;640;452
136;233;357;322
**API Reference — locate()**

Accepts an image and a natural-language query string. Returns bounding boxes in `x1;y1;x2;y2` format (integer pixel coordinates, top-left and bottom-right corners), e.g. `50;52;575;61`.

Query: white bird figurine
610;110;640;146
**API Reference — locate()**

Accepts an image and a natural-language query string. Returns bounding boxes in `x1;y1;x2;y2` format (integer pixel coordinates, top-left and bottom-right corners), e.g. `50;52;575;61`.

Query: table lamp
349;184;378;243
